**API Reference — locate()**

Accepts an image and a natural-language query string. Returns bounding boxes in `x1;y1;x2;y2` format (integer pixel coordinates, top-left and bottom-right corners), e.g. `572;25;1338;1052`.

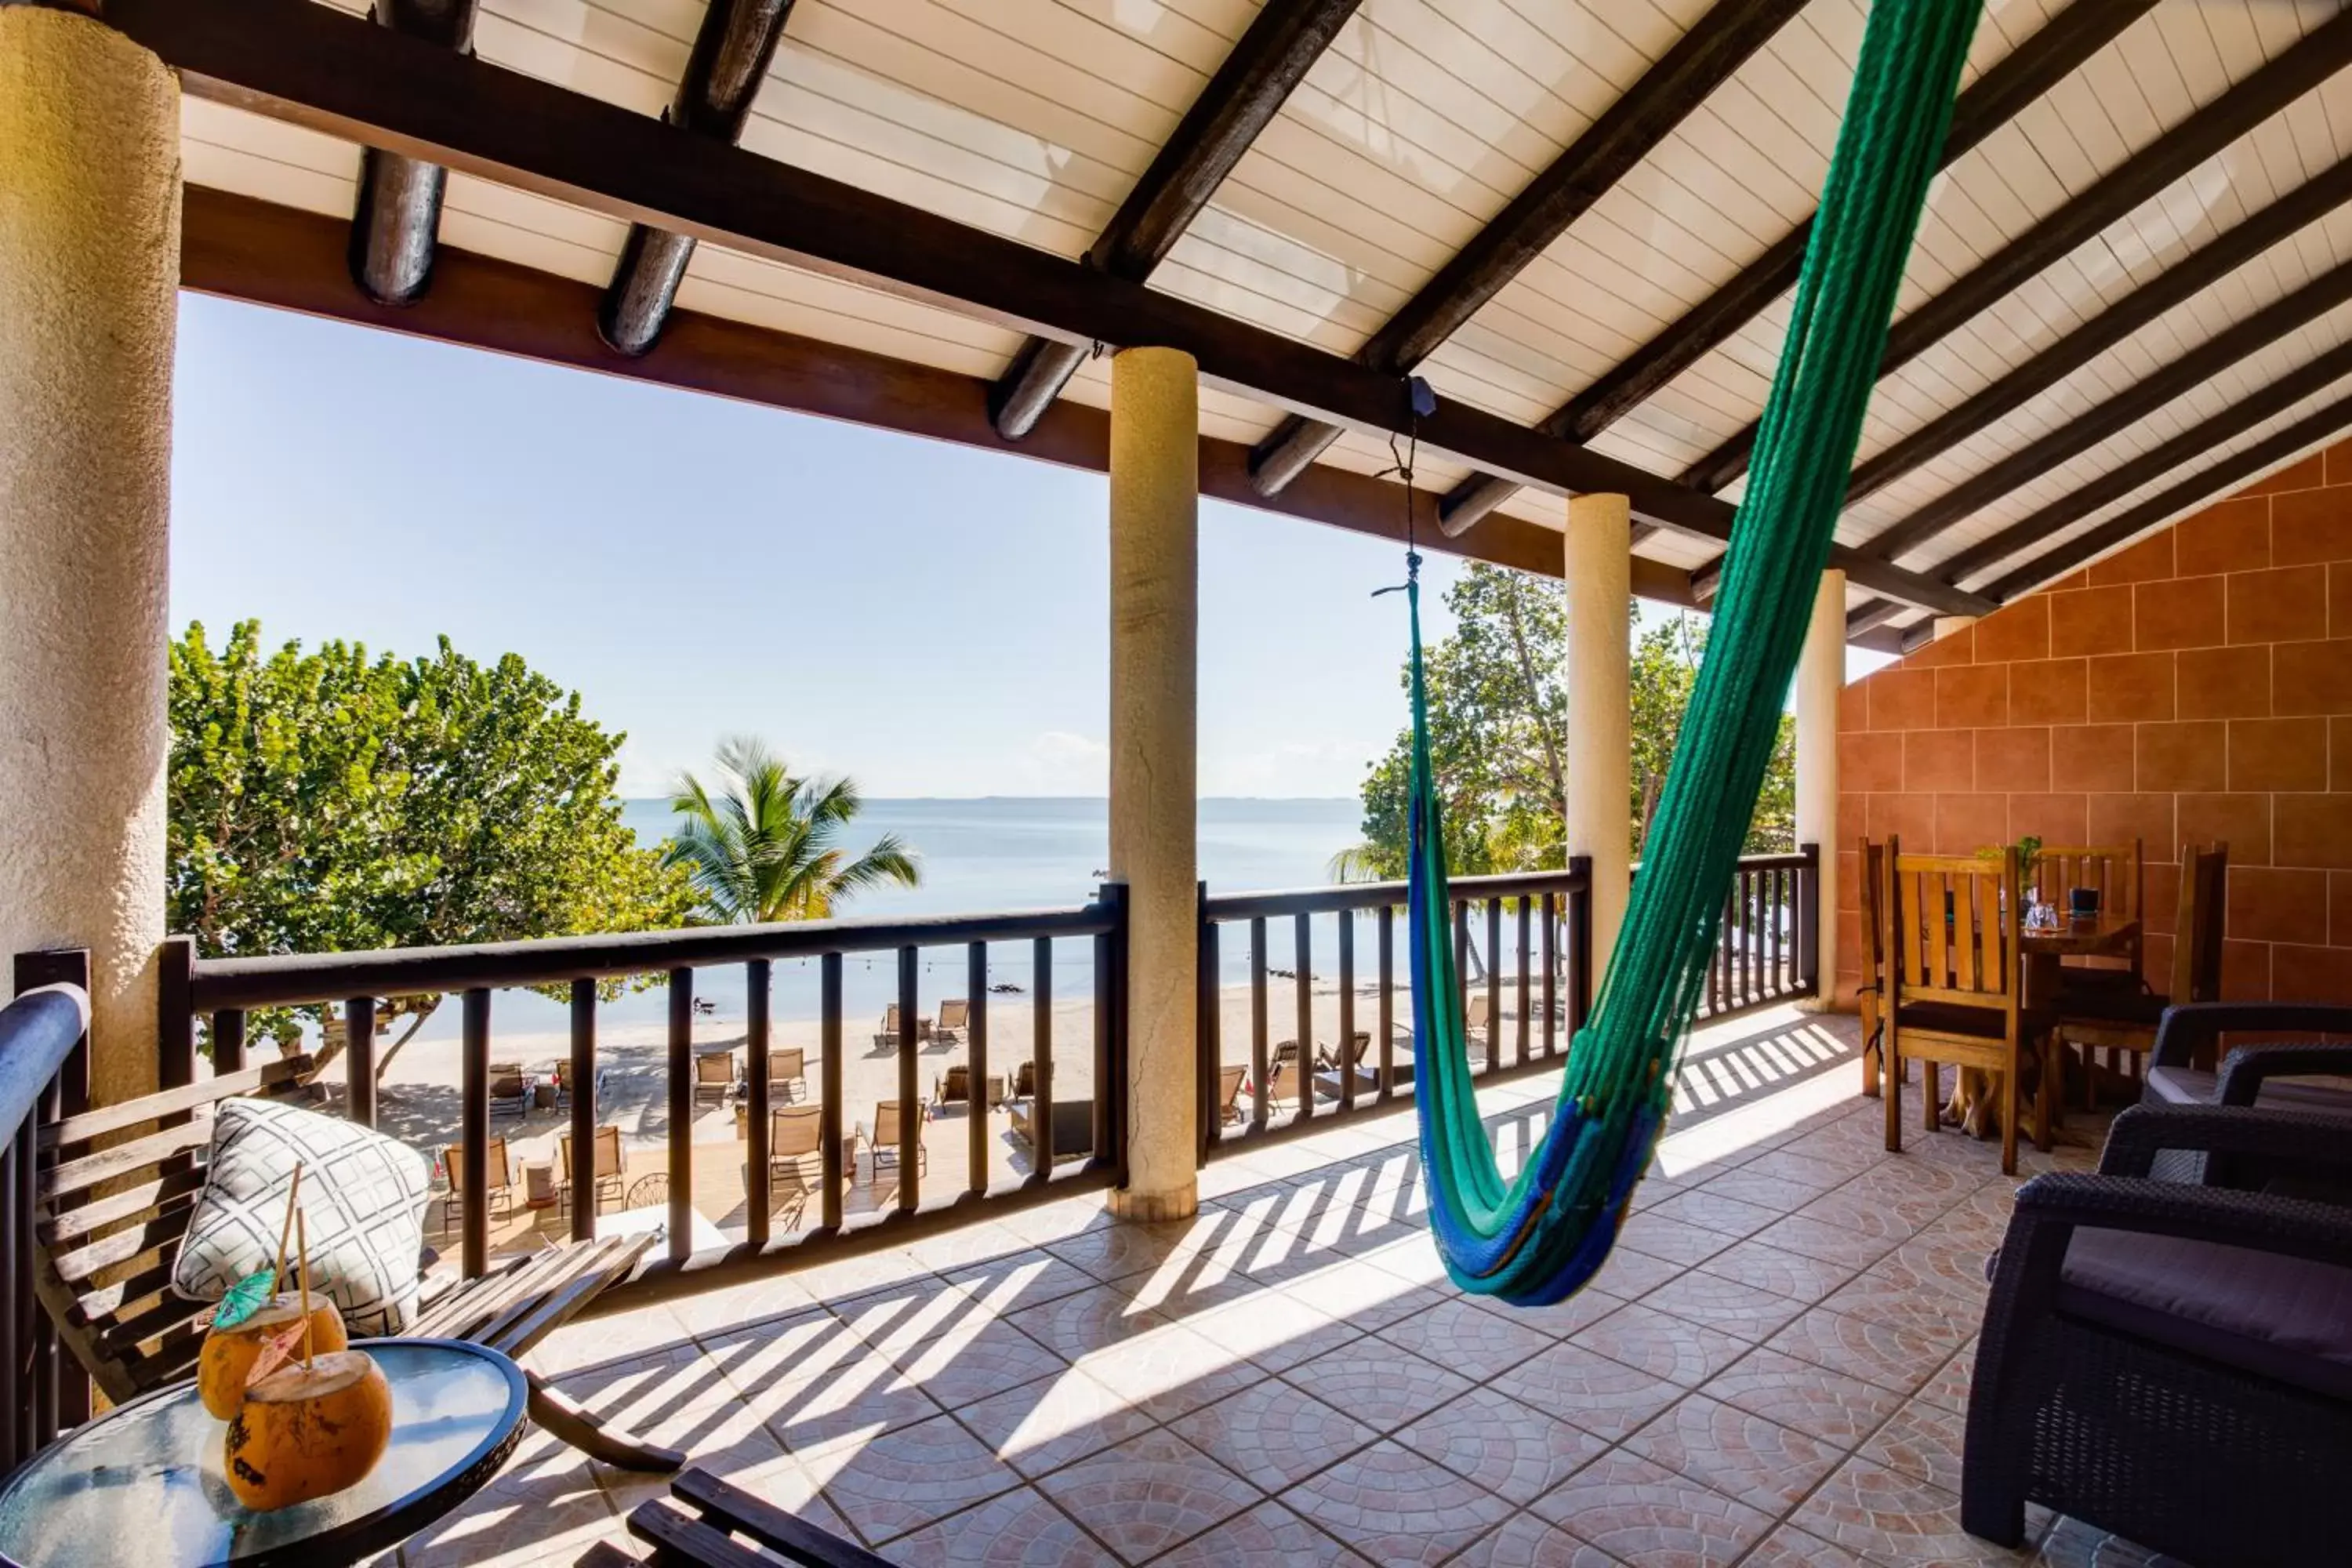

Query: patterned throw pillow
172;1099;433;1335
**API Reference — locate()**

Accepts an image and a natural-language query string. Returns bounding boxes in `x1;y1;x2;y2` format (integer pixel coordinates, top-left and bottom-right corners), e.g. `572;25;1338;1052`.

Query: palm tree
666;738;920;923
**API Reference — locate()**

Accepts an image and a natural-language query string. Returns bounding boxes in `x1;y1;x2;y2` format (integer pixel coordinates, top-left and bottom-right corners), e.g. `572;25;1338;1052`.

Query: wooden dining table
1944;910;2142;1138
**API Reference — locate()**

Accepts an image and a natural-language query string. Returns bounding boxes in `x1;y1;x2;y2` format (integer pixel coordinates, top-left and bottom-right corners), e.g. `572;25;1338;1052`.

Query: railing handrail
0;984;88;1138
188;900;1117;1010
1203;866;1591;922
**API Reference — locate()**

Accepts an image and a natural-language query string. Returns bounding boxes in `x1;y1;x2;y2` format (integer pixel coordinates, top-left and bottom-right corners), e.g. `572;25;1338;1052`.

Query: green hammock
1410;0;1983;1305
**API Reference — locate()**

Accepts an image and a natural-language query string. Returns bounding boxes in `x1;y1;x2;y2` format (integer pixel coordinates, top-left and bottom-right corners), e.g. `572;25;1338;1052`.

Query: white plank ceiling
177;0;2352;615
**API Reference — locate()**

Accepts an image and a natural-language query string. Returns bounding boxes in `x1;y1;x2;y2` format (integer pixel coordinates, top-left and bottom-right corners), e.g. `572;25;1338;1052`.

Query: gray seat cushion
2058;1228;2352;1400
2143;1066;2352;1112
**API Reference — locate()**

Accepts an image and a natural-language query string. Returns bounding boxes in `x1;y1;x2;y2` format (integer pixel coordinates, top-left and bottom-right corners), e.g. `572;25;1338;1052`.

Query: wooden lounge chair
32;1057;681;1473
691;1050;737;1108
488;1060;531;1118
580;1467;893;1566
931;999;969;1047
768;1046;808;1105
561;1124;627;1216
441;1134;517;1229
859;1100;927;1181
1215;1064;1247;1125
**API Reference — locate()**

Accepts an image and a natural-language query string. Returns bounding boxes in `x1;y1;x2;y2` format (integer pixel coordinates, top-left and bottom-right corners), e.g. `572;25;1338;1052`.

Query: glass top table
0;1338;527;1568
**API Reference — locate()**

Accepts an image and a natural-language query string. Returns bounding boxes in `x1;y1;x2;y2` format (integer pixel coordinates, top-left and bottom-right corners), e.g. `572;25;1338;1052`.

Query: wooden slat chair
1882;837;2051;1176
2037;839;2146;985
1856;837;1888;1098
30;1058;681;1472
2056;842;2229;1109
580;1467;894;1566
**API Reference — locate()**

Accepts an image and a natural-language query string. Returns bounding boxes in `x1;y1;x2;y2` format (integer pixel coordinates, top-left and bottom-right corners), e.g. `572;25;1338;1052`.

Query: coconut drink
198;1296;347;1420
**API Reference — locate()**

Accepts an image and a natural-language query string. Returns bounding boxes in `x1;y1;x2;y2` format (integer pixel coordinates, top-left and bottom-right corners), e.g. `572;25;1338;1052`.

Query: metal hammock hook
1373;376;1437;597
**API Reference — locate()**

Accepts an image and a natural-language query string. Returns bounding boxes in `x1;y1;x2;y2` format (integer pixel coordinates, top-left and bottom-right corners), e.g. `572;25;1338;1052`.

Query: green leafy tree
169;621;696;1064
666;737;920;923
1335;564;1794;880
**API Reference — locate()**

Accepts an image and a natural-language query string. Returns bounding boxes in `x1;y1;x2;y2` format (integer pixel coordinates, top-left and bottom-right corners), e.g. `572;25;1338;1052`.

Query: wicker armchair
2141;1001;2352;1190
1962;1104;2352;1566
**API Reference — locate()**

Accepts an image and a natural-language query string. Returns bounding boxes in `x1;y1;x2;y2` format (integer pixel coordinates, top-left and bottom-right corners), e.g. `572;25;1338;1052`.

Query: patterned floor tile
1766;1307;1953;1396
1693;1240;1860;1305
1617;1214;1741;1266
1472;1281;1630;1340
1392;1385;1610;1504
944;1251;1107;1315
1697;1347;1907;1446
797;1410;1027;1544
1042;1215;1225;1285
882;1486;1104;1567
1624;1393;1846;1514
1815;1276;1980;1350
1528;1450;1773;1567
1637;1271;1809;1343
1860;1399;1969;1494
1151;1499;1374;1566
1489;1343;1688;1442
2033;1515;2192;1568
1374;1292;1555;1381
1004;1280;1176;1361
1278;1337;1475;1430
953;1366;1163;1477
1791;1457;2036;1566
1864;1238;1993;1308
1643;1186;1788;1239
1576;1302;1752;1388
1592;1246;1690;1299
1167;1378;1377;1490
1033;1428;1260;1566
1282;1259;1446;1332
1693;1167;1838;1210
1072;1321;1262;1422
862;1294;1073;1407
1918;1341;1976;1415
1751;1214;1904;1271
1451;1513;1623;1567
1281;1439;1516;1566
1742;1524;1876;1567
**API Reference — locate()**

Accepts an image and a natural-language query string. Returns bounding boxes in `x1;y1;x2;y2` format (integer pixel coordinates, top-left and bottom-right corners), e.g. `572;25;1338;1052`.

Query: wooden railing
1693;845;1820;1016
158;891;1128;1310
1196;864;1595;1157
0;956;93;1474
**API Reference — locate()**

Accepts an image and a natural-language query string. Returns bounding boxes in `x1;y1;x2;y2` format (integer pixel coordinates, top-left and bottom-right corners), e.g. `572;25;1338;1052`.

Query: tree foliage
666;737;920;924
169;621;696;1057
1338;564;1795;880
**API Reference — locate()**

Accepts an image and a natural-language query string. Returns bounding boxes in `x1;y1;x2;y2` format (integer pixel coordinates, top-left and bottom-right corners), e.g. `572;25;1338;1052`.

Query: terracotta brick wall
1835;442;2352;1007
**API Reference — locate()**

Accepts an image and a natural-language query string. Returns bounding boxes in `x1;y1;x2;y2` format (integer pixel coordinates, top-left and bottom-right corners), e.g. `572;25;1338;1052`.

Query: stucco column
0;8;179;1108
1795;569;1845;1012
1563;492;1632;989
1106;347;1198;1223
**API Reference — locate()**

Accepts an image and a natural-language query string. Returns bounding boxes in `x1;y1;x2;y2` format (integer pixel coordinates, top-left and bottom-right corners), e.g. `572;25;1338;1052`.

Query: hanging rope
1408;0;1984;1305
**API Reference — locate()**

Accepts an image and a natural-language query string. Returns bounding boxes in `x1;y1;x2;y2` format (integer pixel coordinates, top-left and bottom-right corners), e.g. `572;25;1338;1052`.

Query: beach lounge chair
1216;1064;1247;1125
1465;994;1491;1047
932;999;969;1047
488;1061;532;1118
768;1046;808;1105
34;1054;680;1474
691;1050;737;1108
1010;1097;1094;1165
442;1135;517;1228
935;1062;993;1109
1011;1058;1052;1099
859;1100;928;1181
874;1004;931;1050
1263;1060;1305;1114
561;1125;627;1217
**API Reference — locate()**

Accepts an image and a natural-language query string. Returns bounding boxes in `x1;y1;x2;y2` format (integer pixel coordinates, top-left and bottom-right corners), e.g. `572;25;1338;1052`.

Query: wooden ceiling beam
1434;0;2158;536
120;0;1987;615
1986;394;2352;600
347;0;476;307
986;0;1361;441
1676;9;2352;498
1245;0;1809;503
178;187;1705;612
1857;255;2352;566
597;0;797;358
1936;336;2352;586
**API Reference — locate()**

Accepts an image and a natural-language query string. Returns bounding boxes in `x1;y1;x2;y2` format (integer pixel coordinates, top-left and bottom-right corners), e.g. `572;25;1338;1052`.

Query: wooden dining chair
1856;837;1889;1098
1882;837;2049;1176
2038;840;2146;984
2056;842;2228;1108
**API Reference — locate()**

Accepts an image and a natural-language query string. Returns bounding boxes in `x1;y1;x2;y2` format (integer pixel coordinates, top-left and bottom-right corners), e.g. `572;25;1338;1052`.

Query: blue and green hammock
1409;0;1982;1307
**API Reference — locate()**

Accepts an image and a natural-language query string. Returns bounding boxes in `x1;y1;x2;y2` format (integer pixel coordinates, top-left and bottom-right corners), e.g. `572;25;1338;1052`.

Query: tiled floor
393;1004;2180;1568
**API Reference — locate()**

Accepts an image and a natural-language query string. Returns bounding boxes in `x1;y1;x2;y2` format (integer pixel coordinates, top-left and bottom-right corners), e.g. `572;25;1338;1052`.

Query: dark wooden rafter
117;0;1993;613
179;187;1704;611
1936;336;2352;585
597;0;796;357
1676;9;2352;498
1846;598;1906;637
1858;254;2352;566
1985;391;2352;599
1245;0;1811;503
1844;156;2352;509
348;0;477;306
1436;0;2158;535
986;0;1362;440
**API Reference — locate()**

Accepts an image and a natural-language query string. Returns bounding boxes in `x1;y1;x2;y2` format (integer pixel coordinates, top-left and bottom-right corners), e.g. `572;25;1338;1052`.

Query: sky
168;293;1883;800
